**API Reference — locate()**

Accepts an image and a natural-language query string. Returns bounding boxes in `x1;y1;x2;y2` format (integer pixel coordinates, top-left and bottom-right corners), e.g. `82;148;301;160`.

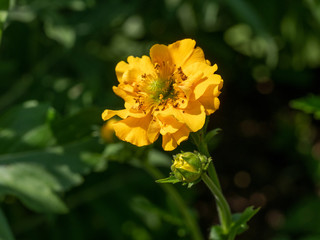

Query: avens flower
102;39;223;151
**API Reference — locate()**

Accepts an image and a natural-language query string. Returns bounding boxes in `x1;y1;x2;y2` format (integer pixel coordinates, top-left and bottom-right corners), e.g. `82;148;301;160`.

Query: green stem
197;137;221;190
201;173;232;234
193;128;233;235
143;163;204;240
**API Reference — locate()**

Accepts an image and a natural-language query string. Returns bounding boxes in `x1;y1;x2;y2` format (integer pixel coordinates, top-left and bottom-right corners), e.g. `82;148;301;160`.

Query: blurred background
1;0;320;239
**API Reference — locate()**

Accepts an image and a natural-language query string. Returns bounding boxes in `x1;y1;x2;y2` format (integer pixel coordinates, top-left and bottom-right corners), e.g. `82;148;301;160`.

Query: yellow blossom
102;39;223;151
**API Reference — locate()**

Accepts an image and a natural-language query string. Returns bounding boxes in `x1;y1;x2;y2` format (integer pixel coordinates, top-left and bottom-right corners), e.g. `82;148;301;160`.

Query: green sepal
187;178;201;188
173;167;201;183
156;175;180;184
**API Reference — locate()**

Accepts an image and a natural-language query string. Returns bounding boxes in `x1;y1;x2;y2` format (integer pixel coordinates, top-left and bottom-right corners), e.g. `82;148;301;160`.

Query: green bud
171;152;211;183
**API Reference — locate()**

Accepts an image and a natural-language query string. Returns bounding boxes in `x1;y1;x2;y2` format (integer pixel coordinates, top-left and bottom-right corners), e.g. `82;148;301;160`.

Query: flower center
148;77;175;103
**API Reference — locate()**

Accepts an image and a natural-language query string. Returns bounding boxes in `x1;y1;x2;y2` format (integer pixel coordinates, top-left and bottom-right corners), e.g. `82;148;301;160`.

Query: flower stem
192;129;233;235
143;163;204;240
197;137;221;190
201;173;232;234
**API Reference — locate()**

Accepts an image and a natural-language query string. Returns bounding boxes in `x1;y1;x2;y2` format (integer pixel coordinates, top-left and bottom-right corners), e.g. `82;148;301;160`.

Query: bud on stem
156;151;212;186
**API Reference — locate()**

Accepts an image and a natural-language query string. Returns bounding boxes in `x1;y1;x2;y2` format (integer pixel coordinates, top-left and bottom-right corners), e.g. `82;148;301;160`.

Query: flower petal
113;114;153;147
156;114;184;135
183;46;206;67
161;125;190;151
193;74;222;100
150;44;172;65
162;133;177;151
102;109;129;121
168;39;196;67
113;86;136;104
197;84;222;115
116;56;155;86
115;61;130;83
147;118;161;143
161;100;206;132
172;125;190;145
127;55;155;76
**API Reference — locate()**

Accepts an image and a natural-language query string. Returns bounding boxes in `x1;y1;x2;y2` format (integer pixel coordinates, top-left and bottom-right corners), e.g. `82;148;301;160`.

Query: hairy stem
201;173;232;234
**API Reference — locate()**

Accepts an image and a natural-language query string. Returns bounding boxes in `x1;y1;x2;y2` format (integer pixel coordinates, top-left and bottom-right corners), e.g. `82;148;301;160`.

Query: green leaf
0;101;55;154
44;21;76;48
0;208;15;240
0;139;101;213
156;175;180;184
51;107;103;145
229;206;260;237
220;0;278;66
290;94;320;119
0;102;104;213
209;225;226;240
0;0;12;45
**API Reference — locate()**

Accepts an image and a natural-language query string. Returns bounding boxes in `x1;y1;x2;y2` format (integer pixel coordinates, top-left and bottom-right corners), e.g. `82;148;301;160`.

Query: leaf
156;175;180;184
219;0;278;66
0;0;14;45
0;101;55;154
0;208;15;240
290;94;320;119
209;225;226;240
44;21;76;48
229;206;260;237
0;102;104;213
51;107;103;145
0;139;101;213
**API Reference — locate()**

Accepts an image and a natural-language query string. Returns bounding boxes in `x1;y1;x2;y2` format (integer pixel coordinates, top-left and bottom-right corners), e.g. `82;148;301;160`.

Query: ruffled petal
147;118;161;143
161;125;190;151
127;55;155;76
156;114;184;135
115;61;130;83
161;100;206;132
113;114;153;147
113;86;136;104
172;125;190;145
150;44;172;65
193;74;222;100
183;46;206;67
168;39;196;67
197;84;222;115
116;56;156;87
162;133;177;151
102;109;129;121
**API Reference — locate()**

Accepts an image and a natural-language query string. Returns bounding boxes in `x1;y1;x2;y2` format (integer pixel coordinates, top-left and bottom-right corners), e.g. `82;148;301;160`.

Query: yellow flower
102;39;223;151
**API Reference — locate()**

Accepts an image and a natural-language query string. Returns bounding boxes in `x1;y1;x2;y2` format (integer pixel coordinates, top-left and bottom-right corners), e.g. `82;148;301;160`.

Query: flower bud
171;152;211;183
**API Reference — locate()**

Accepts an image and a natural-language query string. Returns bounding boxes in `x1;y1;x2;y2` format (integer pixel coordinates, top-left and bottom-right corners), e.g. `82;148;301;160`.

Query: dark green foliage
0;0;320;239
290;95;320;119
